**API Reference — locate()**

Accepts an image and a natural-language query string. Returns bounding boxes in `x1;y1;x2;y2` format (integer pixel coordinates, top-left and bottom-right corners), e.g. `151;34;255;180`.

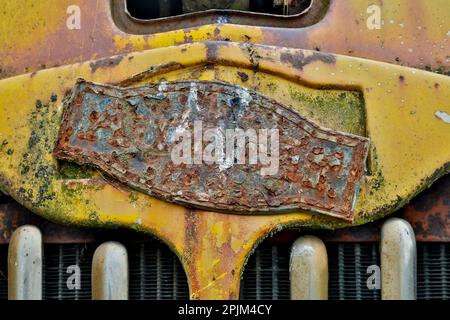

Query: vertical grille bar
371;244;378;300
255;250;261;300
139;243;144;300
381;218;416;300
441;244;448;299
272;246;278;300
57;245;63;300
8;225;42;300
0;245;8;299
355;244;361;299
337;244;344;300
417;243;450;300
156;247;161;300
172;255;178;298
91;242;128;300
290;236;328;300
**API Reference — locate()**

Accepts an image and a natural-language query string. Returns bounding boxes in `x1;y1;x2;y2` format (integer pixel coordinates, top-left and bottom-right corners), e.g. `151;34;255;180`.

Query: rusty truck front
0;0;448;302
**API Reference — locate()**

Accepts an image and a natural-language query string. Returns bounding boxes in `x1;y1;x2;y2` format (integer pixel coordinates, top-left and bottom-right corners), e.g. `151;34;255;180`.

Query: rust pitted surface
53;79;369;220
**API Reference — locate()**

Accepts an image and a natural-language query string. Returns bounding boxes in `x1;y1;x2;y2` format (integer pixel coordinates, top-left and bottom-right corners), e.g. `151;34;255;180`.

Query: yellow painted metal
0;42;448;299
1;0;449;78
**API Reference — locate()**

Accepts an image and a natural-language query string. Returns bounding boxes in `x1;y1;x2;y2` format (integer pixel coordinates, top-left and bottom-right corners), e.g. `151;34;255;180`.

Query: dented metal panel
54;80;368;220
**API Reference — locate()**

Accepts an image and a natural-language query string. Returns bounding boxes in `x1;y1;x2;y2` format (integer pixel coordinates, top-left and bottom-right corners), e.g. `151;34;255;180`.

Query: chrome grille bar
91;242;128;300
381;218;417;300
8;225;42;300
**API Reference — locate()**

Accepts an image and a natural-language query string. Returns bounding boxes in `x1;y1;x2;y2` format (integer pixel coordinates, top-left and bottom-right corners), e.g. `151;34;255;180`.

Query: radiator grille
240;243;380;300
43;244;94;300
417;243;449;300
128;243;189;300
328;243;380;300
241;242;449;300
240;245;290;300
0;246;7;299
0;242;188;300
0;242;448;300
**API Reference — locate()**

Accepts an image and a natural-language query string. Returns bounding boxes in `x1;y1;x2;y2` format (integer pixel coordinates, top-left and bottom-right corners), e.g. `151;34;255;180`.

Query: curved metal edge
92;241;129;300
290;235;328;300
112;0;330;34
8;225;43;300
381;217;416;300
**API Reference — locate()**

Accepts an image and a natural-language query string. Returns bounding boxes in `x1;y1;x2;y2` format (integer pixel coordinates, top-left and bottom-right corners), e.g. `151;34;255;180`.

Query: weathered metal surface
381;218;417;300
0;200;97;243
290;235;328;300
0;0;448;301
8;225;43;300
402;172;450;242
92;242;129;300
1;0;449;80
53;80;368;220
0;42;449;299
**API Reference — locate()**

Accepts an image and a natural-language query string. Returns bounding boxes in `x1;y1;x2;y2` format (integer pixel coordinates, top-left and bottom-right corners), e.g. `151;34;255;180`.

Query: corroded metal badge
54;79;369;220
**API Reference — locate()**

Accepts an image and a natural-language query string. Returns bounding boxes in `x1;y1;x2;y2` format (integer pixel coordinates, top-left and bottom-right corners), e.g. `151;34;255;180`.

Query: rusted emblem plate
54;79;369;220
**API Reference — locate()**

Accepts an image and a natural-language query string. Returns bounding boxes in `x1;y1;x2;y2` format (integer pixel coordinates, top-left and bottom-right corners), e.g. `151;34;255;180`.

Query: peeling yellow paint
114;24;263;52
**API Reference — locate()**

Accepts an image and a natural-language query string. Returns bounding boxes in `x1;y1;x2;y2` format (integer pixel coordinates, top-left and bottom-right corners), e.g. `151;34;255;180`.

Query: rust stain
118;61;185;87
206;41;220;62
89;55;124;73
236;71;249;82
53;79;369;220
279;51;336;71
402;174;450;241
0;200;96;243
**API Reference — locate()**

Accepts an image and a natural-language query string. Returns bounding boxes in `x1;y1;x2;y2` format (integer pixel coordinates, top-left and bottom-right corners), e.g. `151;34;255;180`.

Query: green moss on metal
15;98;59;210
266;82;278;93
288;88;366;136
128;191;139;204
59;161;96;179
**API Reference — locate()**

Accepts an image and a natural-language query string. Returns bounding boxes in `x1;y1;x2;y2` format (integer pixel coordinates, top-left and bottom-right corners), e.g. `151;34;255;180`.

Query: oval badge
54;79;369;220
